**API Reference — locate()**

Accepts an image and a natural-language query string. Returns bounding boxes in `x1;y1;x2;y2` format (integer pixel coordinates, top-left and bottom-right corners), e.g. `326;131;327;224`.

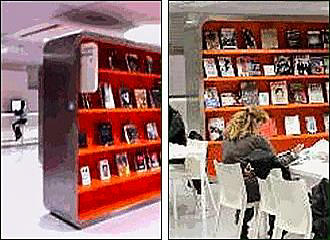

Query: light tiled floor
1;144;161;239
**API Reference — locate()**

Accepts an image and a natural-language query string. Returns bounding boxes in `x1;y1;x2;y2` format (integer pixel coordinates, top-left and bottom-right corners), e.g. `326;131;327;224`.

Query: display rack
41;32;161;228
201;20;329;175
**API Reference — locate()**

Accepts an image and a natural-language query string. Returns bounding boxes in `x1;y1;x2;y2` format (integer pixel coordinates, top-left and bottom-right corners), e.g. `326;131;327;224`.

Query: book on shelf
99;159;111;180
217;57;235;77
115;152;130;176
203;58;218;78
123;123;139;144
146;122;159;140
236;57;249;76
119;88;133;108
305;116;317;134
125;53;139;72
242;29;257;49
263;65;276;76
324;56;329;75
248;59;262;76
149;88;161;108
310;56;324;75
149;151;160;169
134;89;148;108
293;55;311;75
307;30;323;48
259;118;277;137
275;56;292;75
308;83;324;103
288;82;307;104
325;82;329;102
284;115;301;135
204;31;221;50
78;132;87;148
324;113;329;132
220;92;241;107
322;29;329;48
144;56;153;74
98;123;114;146
100;82;115;109
285;30;301;48
108;49;118;70
135;151;147;172
208;117;225;141
258;92;270;106
220;28;237;49
270;81;289;105
240;81;259;106
261;29;278;49
204;87;220;108
80;166;91;186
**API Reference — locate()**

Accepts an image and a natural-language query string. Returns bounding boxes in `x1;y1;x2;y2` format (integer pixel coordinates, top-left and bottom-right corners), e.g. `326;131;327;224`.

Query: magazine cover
259;118;277;137
217;57;235;77
242;29;257;49
307;30;322;48
150;88;161;108
134;89;148;108
293;55;311;75
310;56;324;75
288;83;307;104
308;83;324;103
123;123;139;144
305;116;317;134
324;56;329;75
203;58;218;78
115;152;130;176
204;87;220;108
125;53;139;72
98;123;114;146
208;117;225;141
285;115;301;135
220;92;240;106
263;65;275;76
326;82;329;102
258;92;270;106
99;159;111;180
270;81;289;105
204;31;221;50
80;166;91;186
220;28;237;49
119;88;133;108
144;56;153;74
146;122;159;140
236;57;250;76
248;59;262;76
101;82;115;109
135;151;147;172
261;29;278;49
240;81;259;106
322;29;329;48
286;30;301;48
324;114;329;132
274;56;292;75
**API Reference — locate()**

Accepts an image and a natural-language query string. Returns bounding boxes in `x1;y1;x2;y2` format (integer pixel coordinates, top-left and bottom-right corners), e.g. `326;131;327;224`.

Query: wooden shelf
99;68;161;78
202;49;329;55
205;75;329;83
78;140;161;157
78;108;161;114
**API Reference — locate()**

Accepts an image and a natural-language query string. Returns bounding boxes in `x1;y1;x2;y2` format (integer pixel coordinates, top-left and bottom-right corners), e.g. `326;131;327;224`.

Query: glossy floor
1;144;161;239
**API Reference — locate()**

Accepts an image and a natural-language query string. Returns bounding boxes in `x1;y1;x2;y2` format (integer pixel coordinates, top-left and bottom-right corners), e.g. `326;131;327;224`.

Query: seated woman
11;101;28;141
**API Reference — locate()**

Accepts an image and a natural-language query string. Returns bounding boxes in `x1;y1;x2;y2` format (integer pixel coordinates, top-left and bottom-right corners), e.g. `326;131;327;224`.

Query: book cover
115;152;130;176
220;28;237;49
236;57;249;76
208;117;225;141
286;30;301;48
220;92;240;106
305;116;317;134
217;57;235;77
150;89;161;108
99;159;111;180
240;81;259;106
261;29;278;49
78;132;87;148
248;59;262;76
325;82;329;102
274;56;292;75
123;123;139;144
80;166;91;186
135;151;147;172
107;50;117;70
310;56;324;75
288;83;307;104
258;92;270;106
324;56;329;75
145;56;153;74
134;89;148;108
150;152;160;169
101;83;115;109
203;58;218;78
308;83;324;103
293;55;311;75
259;118;277;137
242;28;257;49
307;30;322;48
125;53;139;72
204;31;221;50
270;81;289;105
98;123;114;146
324;114;329;132
146;122;159;140
204;87;220;108
284;115;301;135
322;29;329;48
263;65;276;76
119;88;133;108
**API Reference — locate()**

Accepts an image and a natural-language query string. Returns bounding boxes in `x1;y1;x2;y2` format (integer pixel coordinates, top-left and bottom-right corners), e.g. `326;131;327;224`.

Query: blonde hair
224;106;269;141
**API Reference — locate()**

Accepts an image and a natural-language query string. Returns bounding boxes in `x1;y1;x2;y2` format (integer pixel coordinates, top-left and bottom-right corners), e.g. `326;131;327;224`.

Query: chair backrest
271;178;312;235
214;161;247;209
185;139;208;179
257;177;277;215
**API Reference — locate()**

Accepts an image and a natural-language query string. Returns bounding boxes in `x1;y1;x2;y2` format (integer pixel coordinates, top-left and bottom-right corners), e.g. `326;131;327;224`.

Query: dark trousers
12;118;27;141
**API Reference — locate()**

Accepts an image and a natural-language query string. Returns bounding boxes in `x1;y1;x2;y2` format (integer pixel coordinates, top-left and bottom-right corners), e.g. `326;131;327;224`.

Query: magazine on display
307;31;322;48
108;49;117;70
288;83;307;104
115;152;130;176
204;31;221;50
258;92;270;106
240;81;259;106
125;53;139;72
270;81;289;105
242;29;257;49
99;159;111;180
134;89;148;108
305;116;317;134
204;87;220;108
325;82;329;102
80;166;91;186
263;65;276;76
146;122;159;140
285;30;301;48
203;58;218;78
98;123;114;146
220;28;237;49
248;59;262;76
208;117;225;141
217;57;235;77
135;151;147;172
220;92;240;106
119;88;133;108
324;114;329;132
79;132;87;148
150;152;160;169
101;82;115;109
236;57;249;76
293;55;311;75
310;56;324;75
324;56;329;75
123;123;139;144
150;88;161;108
322;29;329;48
145;56;153;74
284;115;301;135
274;56;292;75
308;83;324;103
261;29;278;49
259;118;277;137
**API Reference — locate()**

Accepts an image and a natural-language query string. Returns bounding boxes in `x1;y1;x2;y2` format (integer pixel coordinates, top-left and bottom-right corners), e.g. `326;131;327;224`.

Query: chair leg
272;226;282;239
206;181;218;213
237;206;246;239
253;210;263;239
214;204;222;235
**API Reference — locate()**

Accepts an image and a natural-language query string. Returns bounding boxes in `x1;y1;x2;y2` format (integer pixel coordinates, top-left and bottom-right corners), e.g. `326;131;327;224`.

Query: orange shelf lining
78;140;161;157
78;108;161;114
202;49;329;55
204;75;329;83
99;68;161;78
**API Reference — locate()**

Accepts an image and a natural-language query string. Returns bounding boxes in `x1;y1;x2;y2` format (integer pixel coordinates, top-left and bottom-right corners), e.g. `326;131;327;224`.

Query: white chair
270;176;313;239
213;161;259;239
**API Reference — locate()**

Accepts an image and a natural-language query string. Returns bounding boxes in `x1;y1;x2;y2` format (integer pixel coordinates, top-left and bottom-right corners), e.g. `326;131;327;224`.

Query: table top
289;159;329;180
